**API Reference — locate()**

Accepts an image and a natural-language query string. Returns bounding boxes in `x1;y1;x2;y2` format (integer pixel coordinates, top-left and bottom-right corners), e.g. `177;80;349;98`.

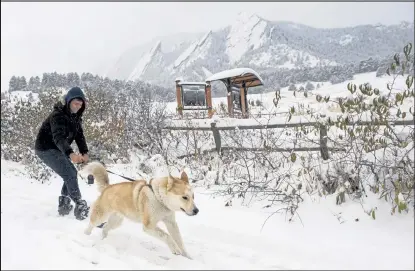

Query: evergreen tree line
7;72;175;102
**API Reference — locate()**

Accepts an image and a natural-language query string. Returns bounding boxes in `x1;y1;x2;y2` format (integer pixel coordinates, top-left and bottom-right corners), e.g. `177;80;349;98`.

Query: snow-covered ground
164;72;414;127
1;71;414;269
1;158;414;270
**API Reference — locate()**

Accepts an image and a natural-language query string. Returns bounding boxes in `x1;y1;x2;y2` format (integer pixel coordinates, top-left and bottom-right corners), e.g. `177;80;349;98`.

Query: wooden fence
164;119;414;160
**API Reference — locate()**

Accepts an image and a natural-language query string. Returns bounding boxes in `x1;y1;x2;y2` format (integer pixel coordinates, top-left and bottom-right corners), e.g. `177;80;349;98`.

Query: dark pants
35;149;81;202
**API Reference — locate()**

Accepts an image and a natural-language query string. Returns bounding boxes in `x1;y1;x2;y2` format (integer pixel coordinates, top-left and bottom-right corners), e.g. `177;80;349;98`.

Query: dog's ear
167;174;174;191
181;171;189;184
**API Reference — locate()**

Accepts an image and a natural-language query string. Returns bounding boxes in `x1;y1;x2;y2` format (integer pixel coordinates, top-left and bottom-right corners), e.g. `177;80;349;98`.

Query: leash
106;170;136;182
106;169;154;193
77;159;144;183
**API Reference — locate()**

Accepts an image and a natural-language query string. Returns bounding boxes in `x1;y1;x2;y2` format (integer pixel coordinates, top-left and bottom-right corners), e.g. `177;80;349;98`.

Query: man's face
69;98;83;114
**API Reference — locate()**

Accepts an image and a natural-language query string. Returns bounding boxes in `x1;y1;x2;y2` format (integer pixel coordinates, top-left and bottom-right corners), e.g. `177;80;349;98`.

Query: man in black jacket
35;87;90;220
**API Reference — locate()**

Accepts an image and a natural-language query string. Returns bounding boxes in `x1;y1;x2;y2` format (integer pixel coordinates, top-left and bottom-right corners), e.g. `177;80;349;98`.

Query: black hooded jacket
35;87;89;156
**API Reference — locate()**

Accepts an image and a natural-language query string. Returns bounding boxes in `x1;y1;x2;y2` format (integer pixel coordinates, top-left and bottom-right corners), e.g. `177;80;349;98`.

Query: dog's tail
83;161;110;193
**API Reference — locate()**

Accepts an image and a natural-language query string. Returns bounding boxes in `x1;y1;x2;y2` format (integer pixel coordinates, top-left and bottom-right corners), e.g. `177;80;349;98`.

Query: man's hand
69;153;84;164
82;154;89;163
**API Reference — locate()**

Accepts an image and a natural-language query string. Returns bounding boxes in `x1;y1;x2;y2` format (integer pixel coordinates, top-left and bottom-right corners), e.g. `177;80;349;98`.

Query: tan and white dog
83;161;198;258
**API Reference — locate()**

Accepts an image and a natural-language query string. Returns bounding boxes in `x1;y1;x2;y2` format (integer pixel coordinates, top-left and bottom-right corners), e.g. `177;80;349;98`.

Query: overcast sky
1;2;414;92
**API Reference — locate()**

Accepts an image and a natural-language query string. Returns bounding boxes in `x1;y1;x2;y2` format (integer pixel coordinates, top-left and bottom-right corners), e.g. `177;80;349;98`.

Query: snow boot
58;196;73;216
74;199;90;220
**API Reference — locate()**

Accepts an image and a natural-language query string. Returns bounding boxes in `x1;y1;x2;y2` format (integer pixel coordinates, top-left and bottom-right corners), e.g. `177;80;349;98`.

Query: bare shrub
163;43;414;221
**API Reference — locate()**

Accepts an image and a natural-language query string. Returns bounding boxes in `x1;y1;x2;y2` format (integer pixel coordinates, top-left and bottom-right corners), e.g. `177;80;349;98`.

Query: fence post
211;122;222;155
206;81;213;118
319;123;329;160
175;79;183;117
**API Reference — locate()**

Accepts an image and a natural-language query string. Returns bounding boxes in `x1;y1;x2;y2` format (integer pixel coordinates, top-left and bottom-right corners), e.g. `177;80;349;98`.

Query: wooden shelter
205;68;264;118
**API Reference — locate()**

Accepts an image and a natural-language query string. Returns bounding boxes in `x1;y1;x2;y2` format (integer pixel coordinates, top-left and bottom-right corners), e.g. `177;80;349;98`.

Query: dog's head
165;171;199;216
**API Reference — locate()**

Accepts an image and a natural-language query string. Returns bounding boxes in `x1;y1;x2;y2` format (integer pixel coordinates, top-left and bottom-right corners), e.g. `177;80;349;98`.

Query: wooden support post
240;86;247;118
227;89;233;117
175;79;183;117
210;122;222;155
211;122;222;185
226;79;233;117
243;83;248;118
319;124;329;160
205;81;213;118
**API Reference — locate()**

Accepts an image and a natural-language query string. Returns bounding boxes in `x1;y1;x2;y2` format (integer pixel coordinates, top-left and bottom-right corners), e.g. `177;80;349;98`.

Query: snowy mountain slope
271;20;415;64
225;12;268;65
105;32;205;81
128;41;166;82
106;13;413;89
247;44;338;69
1;158;413;270
172;31;213;72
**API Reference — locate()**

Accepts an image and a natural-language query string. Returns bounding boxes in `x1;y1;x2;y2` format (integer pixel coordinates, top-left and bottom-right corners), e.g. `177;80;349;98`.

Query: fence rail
164;119;414;160
164;119;414;131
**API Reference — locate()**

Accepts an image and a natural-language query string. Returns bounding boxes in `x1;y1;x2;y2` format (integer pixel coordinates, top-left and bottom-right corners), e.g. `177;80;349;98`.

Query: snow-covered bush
1;72;170;182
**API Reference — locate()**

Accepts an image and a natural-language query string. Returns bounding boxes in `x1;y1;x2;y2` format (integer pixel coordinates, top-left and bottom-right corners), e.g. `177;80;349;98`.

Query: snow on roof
205;68;264;87
177;81;206;86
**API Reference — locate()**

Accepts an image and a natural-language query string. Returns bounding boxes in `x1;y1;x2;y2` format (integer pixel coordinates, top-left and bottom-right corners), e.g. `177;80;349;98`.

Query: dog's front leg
163;216;191;259
143;225;182;255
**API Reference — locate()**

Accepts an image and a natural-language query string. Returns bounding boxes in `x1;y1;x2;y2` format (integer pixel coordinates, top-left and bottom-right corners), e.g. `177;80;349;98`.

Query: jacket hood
54;87;87;117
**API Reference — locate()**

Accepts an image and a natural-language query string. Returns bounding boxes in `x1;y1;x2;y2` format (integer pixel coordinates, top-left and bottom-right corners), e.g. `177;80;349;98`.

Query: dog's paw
170;248;182;255
168;243;182;255
84;228;92;235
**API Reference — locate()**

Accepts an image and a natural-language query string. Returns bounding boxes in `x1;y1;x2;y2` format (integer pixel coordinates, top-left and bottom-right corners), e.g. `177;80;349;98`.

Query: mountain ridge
105;13;414;90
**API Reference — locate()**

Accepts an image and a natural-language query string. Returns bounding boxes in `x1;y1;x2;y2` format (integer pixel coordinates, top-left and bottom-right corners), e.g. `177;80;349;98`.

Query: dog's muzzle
181;207;199;216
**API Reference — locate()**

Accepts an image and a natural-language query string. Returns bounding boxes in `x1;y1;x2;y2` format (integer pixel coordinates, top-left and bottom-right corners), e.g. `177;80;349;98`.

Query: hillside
105;12;414;92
